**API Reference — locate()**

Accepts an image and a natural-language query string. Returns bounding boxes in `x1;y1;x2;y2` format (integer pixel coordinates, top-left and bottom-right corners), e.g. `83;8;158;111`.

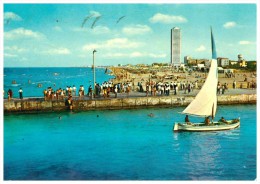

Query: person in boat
185;115;190;122
219;116;228;124
205;116;210;125
185;115;193;125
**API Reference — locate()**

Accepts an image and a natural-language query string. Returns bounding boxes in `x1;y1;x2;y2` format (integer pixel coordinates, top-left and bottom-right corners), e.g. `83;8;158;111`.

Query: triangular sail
182;28;218;117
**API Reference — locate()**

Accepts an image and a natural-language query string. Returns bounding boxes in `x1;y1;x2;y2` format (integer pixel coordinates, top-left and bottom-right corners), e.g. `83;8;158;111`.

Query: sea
3;67;113;98
3;68;257;180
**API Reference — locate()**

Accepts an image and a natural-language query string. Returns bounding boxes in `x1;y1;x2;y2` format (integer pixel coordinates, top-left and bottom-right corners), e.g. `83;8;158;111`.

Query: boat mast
211;26;217;60
182;27;218;118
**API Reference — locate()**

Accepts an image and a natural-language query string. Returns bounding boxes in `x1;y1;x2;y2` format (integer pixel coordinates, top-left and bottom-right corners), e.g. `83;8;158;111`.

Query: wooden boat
173;28;240;132
174;118;240;132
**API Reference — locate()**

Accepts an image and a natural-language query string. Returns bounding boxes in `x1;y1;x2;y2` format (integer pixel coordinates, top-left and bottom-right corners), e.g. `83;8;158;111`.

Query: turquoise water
4;67;112;98
4;104;256;180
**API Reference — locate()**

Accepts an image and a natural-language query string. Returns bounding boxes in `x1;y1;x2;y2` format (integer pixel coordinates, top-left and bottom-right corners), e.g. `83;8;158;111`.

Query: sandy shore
109;66;257;90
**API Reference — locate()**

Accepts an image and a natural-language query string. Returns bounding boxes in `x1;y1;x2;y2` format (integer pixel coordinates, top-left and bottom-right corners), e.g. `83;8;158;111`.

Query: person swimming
148;113;154;117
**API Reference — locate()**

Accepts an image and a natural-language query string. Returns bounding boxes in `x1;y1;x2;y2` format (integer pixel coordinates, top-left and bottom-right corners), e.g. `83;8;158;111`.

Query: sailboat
173;28;240;132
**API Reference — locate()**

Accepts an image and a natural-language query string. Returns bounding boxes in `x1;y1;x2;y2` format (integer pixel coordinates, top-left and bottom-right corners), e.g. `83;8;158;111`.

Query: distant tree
187;63;193;67
247;61;257;71
229;63;240;69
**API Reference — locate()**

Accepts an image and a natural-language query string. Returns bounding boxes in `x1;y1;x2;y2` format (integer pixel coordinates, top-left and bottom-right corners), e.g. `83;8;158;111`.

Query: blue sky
3;3;257;67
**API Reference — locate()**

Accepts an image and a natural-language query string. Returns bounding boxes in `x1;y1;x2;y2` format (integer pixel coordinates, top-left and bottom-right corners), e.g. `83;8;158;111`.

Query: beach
4;66;256;103
109;66;257;90
3;66;256;113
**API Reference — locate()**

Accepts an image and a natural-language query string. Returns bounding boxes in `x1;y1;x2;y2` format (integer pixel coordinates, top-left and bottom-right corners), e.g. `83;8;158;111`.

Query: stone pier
3;94;256;114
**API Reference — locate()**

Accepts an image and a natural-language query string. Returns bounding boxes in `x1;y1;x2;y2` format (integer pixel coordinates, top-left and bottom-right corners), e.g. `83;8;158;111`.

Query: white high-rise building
171;27;181;66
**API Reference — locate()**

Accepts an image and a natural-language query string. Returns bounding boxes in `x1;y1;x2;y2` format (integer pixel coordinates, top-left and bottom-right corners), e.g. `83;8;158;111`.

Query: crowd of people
4;76;257;101
39;81;134;101
138;80;198;97
40;79;198;101
217;82;228;95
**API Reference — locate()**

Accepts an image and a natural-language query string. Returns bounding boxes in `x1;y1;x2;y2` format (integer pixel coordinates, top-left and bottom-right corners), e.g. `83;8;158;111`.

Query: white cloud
4;53;18;58
130;52;143;58
92;26;110;34
5;46;27;53
195;45;206;52
149;13;187;24
103;38;142;48
122;25;152;35
223;21;237;29
103;52;166;59
4;12;22;21
148;53;167;58
89;11;101;17
4;27;45;40
42;48;71;55
239;40;253;45
82;38;144;51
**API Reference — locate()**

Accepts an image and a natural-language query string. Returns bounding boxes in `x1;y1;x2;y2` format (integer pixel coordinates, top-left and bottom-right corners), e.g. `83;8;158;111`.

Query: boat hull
173;119;240;132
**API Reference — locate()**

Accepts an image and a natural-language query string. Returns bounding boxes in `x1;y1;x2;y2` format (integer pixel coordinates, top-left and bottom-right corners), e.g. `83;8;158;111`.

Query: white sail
182;28;218;118
182;59;218;117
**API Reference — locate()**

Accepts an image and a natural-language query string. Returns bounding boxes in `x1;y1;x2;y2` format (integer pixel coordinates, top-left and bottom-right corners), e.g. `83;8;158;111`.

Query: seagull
91;16;101;29
81;14;94;28
116;16;125;24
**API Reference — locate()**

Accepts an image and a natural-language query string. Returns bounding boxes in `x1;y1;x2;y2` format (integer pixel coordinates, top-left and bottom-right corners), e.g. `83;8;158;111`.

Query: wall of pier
4;94;256;114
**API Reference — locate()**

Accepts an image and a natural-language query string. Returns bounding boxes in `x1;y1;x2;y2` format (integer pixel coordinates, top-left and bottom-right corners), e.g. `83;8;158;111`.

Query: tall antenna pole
211;26;217;59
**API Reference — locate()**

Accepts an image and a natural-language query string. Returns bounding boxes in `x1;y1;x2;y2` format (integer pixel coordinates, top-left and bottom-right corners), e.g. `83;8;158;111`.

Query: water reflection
171;130;241;180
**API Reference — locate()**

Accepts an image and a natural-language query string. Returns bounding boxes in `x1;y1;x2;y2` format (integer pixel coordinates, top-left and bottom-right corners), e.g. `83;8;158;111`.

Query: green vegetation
228;61;256;71
246;61;257;71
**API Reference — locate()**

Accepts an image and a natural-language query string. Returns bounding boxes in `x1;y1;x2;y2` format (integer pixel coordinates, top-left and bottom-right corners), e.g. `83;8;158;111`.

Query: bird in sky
81;14;94;28
91;16;101;29
116;16;126;24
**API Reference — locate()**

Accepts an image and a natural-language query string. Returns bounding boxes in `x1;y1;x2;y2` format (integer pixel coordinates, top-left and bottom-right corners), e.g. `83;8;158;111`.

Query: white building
184;56;191;64
217;57;229;67
171;27;181;66
197;64;205;69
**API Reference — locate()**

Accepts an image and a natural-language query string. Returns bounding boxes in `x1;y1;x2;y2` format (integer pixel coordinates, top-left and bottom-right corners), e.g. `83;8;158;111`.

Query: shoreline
4;66;257;114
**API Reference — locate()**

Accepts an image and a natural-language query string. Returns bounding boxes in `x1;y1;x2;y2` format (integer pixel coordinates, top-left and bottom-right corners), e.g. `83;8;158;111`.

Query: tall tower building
171;27;181;66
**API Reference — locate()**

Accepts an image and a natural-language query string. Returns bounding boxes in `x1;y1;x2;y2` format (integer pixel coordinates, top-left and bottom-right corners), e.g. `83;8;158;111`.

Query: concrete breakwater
4;94;256;113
